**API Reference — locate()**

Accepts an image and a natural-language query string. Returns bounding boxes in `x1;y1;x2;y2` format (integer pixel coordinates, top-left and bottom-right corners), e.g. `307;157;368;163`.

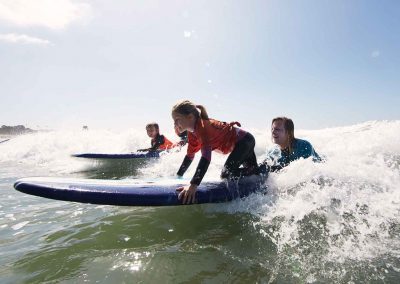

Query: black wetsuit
220;132;259;179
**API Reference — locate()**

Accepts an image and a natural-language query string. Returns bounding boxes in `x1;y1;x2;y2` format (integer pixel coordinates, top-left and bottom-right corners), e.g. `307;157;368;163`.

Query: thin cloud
0;33;51;45
0;0;92;29
371;50;380;58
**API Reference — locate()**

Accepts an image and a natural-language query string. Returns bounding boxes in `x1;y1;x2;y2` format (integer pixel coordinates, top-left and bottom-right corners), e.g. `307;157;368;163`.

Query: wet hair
272;117;295;152
171;100;209;120
146;123;159;131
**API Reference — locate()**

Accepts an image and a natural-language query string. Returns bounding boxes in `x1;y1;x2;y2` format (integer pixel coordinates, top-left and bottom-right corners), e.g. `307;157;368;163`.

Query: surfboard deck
14;175;267;206
72;151;161;159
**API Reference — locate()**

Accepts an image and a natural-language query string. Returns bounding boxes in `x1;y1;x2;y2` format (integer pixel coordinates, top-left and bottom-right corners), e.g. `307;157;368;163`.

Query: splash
254;121;399;281
199;120;400;281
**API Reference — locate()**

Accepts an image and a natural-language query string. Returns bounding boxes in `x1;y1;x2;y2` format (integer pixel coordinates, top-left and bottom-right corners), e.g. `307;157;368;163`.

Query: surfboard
13;175;267;206
72;151;161;159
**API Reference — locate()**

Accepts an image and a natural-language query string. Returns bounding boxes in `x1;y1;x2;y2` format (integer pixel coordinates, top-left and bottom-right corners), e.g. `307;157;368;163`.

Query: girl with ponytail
172;100;259;204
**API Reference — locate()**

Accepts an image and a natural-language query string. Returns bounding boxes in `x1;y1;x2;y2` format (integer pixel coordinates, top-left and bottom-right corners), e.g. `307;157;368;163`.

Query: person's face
271;120;288;148
146;127;158;139
172;112;195;133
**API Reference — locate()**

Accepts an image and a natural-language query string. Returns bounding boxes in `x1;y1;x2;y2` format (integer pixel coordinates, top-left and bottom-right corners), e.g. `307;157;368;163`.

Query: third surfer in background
260;117;322;172
172;100;259;204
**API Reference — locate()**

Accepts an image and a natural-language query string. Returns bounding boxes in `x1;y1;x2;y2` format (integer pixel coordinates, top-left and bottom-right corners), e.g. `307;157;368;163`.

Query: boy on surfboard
137;123;174;152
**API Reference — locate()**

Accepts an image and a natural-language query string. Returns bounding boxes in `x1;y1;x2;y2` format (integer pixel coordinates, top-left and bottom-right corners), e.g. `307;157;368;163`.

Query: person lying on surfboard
172;100;259;204
137;123;174;152
259;116;322;173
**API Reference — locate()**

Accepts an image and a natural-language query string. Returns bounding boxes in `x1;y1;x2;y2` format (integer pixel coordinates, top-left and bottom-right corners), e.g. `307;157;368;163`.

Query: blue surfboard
13;175;267;206
72;151;161;159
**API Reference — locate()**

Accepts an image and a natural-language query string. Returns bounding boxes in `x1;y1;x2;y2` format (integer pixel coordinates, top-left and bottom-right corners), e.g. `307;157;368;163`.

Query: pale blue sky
0;0;399;131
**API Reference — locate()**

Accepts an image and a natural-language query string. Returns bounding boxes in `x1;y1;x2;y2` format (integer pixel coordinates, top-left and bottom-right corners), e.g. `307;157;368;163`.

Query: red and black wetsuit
152;134;173;150
177;118;258;185
139;134;174;152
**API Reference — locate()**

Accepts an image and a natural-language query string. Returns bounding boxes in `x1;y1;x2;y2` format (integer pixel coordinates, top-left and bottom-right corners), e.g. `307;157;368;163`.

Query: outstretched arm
189;156;211;185
177;150;211;182
177;145;212;204
177;157;211;204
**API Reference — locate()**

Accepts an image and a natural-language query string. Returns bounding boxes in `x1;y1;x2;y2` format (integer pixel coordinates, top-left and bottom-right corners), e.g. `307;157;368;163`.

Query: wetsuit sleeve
177;155;193;176
177;145;212;185
190;156;210;185
187;144;212;185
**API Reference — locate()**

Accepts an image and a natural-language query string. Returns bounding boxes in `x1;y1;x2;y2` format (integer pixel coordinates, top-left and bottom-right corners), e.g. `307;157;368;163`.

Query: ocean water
0;121;399;283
